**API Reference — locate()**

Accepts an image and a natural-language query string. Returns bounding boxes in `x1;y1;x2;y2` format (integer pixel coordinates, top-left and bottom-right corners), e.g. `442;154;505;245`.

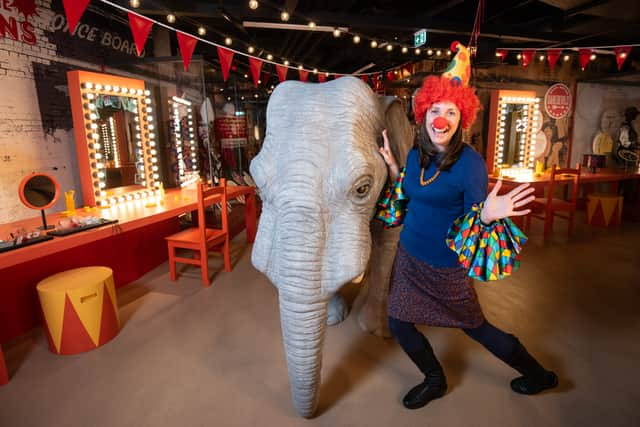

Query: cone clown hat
414;41;480;129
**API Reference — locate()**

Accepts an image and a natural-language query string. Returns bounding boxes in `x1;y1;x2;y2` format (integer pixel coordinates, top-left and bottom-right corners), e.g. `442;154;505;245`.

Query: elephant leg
327;293;348;326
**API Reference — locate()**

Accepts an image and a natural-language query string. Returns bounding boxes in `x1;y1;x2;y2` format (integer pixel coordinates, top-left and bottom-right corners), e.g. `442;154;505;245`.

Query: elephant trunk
278;292;328;418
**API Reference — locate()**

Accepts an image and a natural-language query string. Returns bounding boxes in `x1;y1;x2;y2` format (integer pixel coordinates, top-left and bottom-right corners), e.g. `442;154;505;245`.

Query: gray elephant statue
250;76;413;418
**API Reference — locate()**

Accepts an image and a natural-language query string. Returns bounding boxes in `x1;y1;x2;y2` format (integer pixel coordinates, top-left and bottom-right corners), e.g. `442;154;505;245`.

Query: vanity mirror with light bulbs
67;70;161;207
486;90;541;179
168;96;201;187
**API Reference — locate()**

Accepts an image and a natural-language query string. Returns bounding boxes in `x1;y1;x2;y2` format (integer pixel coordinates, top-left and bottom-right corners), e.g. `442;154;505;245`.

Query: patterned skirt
388;244;485;329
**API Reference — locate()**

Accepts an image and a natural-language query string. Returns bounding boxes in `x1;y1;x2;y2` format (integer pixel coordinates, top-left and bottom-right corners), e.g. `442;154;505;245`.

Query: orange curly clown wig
414;76;480;130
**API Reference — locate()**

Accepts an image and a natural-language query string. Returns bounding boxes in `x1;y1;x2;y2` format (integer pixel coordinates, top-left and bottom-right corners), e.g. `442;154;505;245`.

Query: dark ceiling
101;0;640;81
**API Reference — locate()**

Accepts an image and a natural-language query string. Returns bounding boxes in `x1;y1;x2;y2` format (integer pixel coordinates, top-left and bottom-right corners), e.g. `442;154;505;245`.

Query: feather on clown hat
414;41;480;130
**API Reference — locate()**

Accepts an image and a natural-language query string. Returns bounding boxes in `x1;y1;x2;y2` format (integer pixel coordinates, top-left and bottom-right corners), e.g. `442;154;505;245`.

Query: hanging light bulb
248;46;255;54
281;11;290;21
446;50;452;56
129;0;140;8
590;53;596;60
427;48;433;55
415;48;421;55
353;35;360;44
197;26;206;36
333;28;341;37
563;54;570;61
386;44;393;52
308;21;316;29
225;37;232;46
266;54;273;60
370;40;378;48
401;46;408;53
436;49;441;56
249;0;259;10
166;14;176;23
539;54;545;61
284;60;290;66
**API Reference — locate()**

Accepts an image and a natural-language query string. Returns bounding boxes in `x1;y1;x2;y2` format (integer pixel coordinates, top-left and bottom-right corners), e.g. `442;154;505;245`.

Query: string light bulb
166;14;176;23
590;53;596;60
415;48;421;55
427;49;433;55
281;11;290;21
266;54;273;60
436;49;441;56
539;54;545;61
308;21;316;29
402;46;408;53
249;0;258;10
370;40;378;48
563;54;570;61
333;28;341;37
248;46;255;53
225;37;232;46
353;35;360;44
129;0;140;8
284;60;290;66
620;52;627;58
197;26;206;36
386;44;393;52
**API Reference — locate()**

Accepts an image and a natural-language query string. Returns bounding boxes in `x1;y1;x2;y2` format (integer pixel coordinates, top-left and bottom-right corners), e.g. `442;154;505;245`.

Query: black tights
388;316;519;364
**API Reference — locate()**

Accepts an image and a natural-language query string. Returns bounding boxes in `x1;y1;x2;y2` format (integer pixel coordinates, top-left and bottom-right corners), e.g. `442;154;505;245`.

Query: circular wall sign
544;83;572;119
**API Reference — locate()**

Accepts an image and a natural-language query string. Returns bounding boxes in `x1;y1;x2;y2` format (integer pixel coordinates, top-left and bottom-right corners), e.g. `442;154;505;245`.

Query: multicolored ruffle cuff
446;203;528;281
375;167;408;228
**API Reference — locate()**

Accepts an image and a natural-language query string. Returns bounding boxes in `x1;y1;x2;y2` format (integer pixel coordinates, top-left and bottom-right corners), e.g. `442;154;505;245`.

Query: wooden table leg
0;345;8;385
245;193;257;243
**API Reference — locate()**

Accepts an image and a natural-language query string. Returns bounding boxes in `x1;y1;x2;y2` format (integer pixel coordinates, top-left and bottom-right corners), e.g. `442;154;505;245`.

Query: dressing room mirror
168;96;200;187
487;90;541;176
18;173;60;229
94;94;145;191
68;70;161;207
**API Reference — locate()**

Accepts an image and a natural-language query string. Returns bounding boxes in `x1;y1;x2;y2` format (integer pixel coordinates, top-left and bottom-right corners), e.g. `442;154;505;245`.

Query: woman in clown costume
378;42;558;410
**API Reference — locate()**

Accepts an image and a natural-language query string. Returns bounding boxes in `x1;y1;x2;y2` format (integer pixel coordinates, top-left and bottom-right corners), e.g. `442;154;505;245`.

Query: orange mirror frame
67;70;160;207
486;89;541;177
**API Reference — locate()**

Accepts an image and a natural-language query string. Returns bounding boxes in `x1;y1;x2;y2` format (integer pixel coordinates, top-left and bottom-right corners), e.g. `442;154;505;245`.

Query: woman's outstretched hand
480;181;535;224
379;129;400;181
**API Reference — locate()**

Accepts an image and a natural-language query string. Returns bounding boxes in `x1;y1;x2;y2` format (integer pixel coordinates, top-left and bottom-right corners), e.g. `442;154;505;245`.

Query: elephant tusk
351;271;365;284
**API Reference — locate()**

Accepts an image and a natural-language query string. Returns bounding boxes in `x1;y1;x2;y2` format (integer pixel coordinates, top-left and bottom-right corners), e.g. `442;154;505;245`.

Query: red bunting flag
276;64;288;82
386;71;396;81
614;46;632;71
360;75;369;84
547;49;561;71
298;69;309;82
176;32;198;71
579;48;592;70
317;73;327;83
216;46;234;81
495;49;507;62
249;57;263;88
127;12;153;57
521;49;535;68
334;74;344;79
62;0;90;34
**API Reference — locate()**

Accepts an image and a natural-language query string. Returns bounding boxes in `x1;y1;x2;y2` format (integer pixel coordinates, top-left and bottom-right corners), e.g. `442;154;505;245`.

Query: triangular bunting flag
360;75;369;84
217;46;234;81
579;48;592;71
62;0;90;34
614;46;631;71
298;69;309;82
547;49;561;71
276;64;288;82
318;73;327;83
522;49;535;68
177;32;198;71
496;49;507;62
128;12;153;57
249;57;263;88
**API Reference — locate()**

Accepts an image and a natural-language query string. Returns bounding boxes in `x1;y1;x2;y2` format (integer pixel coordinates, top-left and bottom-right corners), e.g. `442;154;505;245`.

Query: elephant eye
356;184;370;196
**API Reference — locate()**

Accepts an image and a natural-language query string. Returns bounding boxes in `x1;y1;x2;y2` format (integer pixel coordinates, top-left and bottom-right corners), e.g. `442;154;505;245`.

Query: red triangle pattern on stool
0;347;8;385
99;283;120;346
59;295;96;355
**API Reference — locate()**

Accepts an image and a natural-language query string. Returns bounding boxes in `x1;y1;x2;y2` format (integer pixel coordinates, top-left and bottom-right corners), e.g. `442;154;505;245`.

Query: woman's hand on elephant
480;181;535;224
379;129;400;181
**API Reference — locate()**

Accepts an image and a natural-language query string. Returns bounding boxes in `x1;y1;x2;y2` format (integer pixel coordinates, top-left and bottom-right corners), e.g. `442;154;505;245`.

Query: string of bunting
61;0;425;89
495;44;639;71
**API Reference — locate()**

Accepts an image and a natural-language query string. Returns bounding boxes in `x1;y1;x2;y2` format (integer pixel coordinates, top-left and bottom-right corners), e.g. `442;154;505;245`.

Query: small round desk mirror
18;173;60;230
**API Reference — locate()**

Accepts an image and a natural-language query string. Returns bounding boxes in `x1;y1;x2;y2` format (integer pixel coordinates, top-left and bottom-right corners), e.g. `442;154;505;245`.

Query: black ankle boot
508;341;558;395
403;369;447;409
402;348;448;409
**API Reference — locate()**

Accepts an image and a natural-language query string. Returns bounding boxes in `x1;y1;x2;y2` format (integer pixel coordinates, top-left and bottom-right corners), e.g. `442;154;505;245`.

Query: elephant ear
378;96;414;169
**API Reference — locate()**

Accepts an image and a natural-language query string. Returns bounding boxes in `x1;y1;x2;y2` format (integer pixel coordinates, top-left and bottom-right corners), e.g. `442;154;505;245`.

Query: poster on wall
544;83;572;119
214;117;249;182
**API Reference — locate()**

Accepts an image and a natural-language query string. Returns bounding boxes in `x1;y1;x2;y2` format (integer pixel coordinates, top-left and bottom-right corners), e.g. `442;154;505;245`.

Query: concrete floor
1;214;639;427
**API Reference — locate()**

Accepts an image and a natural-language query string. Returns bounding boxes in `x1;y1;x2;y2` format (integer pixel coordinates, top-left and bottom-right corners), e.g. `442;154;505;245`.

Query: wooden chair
166;179;231;286
525;162;581;241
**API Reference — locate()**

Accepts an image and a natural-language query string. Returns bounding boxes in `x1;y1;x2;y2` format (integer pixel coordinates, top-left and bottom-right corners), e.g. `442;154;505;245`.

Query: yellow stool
587;193;623;228
37;267;120;355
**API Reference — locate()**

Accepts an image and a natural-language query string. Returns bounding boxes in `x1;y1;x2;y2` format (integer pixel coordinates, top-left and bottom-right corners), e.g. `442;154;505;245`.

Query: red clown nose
433;116;448;130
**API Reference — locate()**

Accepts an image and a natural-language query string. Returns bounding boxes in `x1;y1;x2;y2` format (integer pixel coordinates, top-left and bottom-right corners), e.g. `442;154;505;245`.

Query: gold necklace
420;168;440;186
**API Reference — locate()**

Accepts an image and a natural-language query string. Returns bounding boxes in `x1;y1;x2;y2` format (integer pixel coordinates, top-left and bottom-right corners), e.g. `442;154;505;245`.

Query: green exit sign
414;29;427;48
